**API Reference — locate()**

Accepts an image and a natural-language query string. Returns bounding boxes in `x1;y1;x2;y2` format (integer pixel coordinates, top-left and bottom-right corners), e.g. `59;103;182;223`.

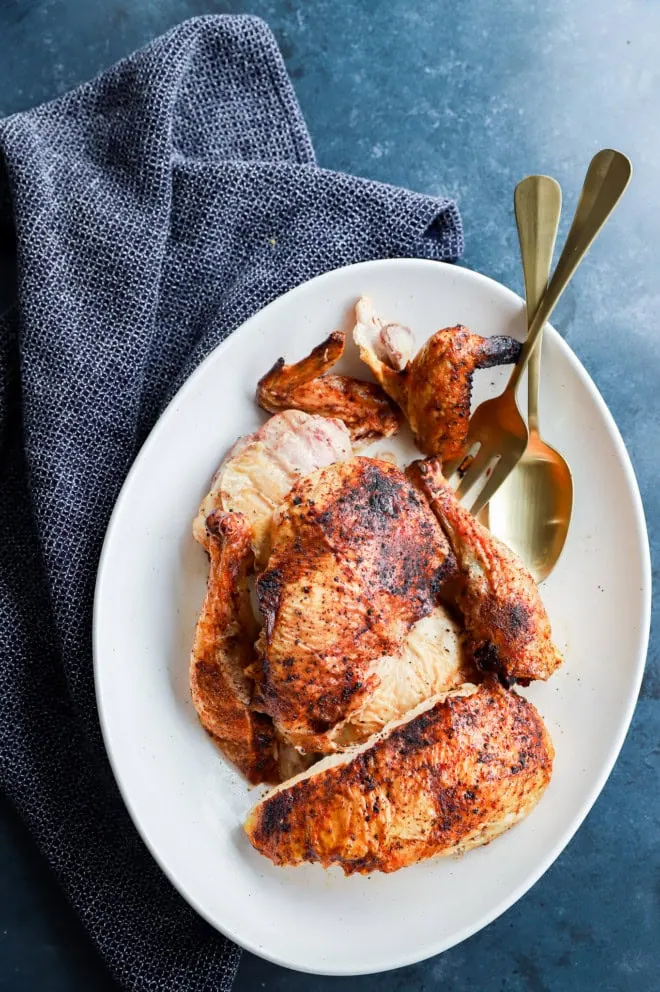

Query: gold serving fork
446;148;632;517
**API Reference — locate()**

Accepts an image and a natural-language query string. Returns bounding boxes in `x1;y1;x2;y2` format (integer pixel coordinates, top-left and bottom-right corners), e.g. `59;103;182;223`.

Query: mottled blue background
0;1;658;990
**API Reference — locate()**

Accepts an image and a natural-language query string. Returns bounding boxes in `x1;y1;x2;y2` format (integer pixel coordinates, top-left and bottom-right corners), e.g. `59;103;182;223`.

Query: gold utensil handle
509;149;632;393
514;175;562;434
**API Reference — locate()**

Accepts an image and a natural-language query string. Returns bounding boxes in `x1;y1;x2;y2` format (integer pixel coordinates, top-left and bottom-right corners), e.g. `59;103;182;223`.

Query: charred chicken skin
190;296;562;873
254;457;459;753
257;331;402;441
408;458;563;684
353;296;521;463
244;679;554;874
189;510;279;785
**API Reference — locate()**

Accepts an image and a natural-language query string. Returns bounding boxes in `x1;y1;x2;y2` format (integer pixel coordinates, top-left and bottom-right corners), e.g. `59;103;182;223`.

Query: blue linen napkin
0;14;462;990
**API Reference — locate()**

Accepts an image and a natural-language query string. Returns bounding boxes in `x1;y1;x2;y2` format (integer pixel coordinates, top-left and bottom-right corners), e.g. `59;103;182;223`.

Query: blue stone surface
1;2;658;990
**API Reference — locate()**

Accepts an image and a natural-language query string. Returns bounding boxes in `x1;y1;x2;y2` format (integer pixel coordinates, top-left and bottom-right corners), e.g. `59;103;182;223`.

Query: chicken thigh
254;457;459;753
189;510;279;784
257;331;402;441
408;458;563;683
353;296;521;463
245;678;554;874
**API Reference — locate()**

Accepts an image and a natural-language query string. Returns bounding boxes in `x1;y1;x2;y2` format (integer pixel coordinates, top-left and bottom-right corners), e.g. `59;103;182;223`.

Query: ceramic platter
94;260;651;975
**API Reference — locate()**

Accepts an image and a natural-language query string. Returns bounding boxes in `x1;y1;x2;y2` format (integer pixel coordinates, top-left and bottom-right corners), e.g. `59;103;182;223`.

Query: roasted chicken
190;295;562;874
353;296;521;463
257;331;402;441
193;410;352;563
409;458;562;683
254;457;460;753
244;679;554;874
189;510;279;784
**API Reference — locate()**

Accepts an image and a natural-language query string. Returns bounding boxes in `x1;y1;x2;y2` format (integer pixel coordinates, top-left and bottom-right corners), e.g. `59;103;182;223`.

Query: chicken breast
244;679;554;874
193;410;352;563
408;458;563;683
254;457;458;753
189;510;279;784
257;331;402;440
353;296;521;463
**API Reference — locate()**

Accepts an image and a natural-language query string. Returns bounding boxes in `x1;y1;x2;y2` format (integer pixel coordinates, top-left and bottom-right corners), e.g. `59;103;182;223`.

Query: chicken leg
408;458;563;684
189;509;279;784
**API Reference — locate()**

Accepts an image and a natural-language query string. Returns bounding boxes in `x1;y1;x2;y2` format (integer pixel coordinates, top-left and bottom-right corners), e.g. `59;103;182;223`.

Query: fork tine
454;445;493;502
443;456;464;481
444;442;476;482
469;452;521;517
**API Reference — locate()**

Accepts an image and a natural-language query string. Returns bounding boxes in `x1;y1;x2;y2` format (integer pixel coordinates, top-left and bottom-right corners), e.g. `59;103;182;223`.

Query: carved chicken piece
189;510;279;785
193;410;352;563
400;325;522;463
332;604;469;745
244;679;554;874
257;331;402;441
353;296;521;463
255;457;457;753
408;458;563;683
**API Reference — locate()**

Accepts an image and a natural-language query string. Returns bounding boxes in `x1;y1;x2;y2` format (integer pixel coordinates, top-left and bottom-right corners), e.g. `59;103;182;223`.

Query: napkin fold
0;14;462;990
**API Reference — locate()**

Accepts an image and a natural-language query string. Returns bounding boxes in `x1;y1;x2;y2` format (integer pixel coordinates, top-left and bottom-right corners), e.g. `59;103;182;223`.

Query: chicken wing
257;331;402;441
244;679;554;874
408;458;563;684
254;457;458;753
193;410;352;563
189;510;279;785
353;296;521;463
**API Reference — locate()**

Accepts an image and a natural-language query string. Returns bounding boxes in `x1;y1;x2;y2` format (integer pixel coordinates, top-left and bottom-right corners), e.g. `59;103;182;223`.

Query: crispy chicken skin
244;679;554;874
189;296;562;871
353;297;521;463
401;326;522;463
189;510;279;784
193;410;352;563
254;457;457;753
408;459;563;684
257;331;402;441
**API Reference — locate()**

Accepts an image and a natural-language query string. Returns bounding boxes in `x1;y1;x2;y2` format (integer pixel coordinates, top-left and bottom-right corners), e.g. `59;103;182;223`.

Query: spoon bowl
485;432;573;582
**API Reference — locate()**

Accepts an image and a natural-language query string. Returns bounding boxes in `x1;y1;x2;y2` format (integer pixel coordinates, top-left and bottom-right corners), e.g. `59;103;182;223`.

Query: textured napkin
0;14;462;991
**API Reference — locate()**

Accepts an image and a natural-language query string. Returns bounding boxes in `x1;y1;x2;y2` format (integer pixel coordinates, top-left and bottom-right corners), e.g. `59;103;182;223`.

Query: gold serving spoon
486;175;571;582
448;149;632;530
